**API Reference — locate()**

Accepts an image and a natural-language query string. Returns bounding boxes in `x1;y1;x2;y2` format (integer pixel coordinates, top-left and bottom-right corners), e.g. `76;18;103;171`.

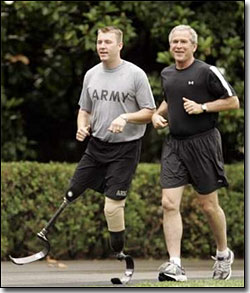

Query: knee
104;198;125;216
65;189;76;202
161;196;179;214
65;185;83;202
104;198;126;232
198;198;219;215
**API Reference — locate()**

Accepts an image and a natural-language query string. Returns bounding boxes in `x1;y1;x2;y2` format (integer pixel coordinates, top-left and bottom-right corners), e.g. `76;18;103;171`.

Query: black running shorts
160;128;228;194
69;137;142;200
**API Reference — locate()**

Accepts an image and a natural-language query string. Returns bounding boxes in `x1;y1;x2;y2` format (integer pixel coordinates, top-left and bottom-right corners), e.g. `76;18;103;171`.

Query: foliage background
1;162;244;260
1;1;244;163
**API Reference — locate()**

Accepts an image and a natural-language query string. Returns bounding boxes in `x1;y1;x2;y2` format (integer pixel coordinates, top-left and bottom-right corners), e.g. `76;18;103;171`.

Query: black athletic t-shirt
161;59;236;137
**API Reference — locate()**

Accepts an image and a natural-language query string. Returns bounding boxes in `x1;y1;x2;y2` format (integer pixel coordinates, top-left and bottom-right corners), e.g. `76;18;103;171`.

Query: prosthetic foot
111;251;134;285
108;230;134;285
9;197;70;265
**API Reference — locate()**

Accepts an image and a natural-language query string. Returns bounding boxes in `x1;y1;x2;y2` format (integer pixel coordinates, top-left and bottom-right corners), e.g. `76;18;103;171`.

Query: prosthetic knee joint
65;186;82;202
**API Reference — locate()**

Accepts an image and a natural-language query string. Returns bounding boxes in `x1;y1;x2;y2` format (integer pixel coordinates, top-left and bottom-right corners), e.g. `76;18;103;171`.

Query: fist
152;113;168;129
76;125;90;141
183;97;203;115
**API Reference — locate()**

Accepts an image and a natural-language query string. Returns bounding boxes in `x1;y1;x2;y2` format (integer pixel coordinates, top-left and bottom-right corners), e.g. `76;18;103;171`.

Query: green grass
131;279;244;287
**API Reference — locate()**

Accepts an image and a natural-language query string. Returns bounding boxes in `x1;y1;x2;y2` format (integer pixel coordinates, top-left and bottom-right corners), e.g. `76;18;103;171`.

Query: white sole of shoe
159;272;187;282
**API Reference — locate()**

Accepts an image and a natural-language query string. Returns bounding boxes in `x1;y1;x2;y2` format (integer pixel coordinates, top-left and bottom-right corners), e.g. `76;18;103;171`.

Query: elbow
227;96;240;110
233;96;240;109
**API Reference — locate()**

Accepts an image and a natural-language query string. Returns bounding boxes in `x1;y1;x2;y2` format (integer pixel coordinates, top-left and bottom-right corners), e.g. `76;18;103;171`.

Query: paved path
1;258;244;287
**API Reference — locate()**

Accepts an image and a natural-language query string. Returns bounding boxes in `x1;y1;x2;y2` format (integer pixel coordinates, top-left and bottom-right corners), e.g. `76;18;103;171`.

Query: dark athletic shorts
160;128;228;194
69;136;142;200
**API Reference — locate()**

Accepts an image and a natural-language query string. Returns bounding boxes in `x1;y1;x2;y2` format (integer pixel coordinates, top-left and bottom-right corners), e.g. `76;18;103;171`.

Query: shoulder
122;60;147;74
194;60;225;78
122;61;149;83
208;65;225;78
196;61;227;81
82;63;102;83
83;63;102;80
85;63;102;76
161;64;176;77
187;59;212;77
194;59;209;67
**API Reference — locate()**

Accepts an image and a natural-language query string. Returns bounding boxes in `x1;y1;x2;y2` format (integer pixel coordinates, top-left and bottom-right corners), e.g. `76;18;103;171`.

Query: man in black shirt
152;25;239;282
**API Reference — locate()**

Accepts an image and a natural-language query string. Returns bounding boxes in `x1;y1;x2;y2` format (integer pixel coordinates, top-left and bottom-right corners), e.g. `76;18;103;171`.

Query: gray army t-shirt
78;60;156;142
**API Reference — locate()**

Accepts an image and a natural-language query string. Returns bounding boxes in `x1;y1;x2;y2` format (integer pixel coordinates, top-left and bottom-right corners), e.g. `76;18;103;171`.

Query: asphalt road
1;258;244;288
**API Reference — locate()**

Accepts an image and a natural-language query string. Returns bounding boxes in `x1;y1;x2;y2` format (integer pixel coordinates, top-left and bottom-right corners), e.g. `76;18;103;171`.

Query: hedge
1;161;244;260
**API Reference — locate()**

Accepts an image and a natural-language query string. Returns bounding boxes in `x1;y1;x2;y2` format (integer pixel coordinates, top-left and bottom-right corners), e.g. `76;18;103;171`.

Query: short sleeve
207;66;236;99
134;70;156;109
78;72;92;112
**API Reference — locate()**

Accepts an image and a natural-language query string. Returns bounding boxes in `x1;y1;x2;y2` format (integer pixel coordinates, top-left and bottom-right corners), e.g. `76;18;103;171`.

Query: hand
108;116;127;133
183;97;203;115
152;113;168;129
76;125;90;141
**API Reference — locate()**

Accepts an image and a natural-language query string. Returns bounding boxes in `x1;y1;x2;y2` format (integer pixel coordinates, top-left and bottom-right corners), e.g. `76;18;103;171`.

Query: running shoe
212;249;234;280
158;261;187;282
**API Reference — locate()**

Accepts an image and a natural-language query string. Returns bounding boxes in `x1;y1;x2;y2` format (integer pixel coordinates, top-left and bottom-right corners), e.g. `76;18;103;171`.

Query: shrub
1;162;244;260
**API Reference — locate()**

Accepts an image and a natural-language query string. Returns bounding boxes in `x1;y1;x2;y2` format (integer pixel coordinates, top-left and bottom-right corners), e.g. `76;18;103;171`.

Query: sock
216;248;229;259
170;257;181;267
109;230;125;253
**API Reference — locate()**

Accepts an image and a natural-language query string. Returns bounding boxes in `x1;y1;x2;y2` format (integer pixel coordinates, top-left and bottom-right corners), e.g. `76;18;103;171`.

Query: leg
104;197;126;253
101;140;141;285
103;140;142;251
197;191;227;251
197;191;234;280
159;186;187;282
104;197;134;285
65;153;105;202
162;186;185;258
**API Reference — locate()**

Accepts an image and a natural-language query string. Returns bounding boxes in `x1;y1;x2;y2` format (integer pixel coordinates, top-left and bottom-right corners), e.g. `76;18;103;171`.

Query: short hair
169;25;198;44
98;26;123;43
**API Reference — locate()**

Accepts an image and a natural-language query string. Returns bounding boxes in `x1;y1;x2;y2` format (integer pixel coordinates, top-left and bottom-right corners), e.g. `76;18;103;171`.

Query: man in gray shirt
65;26;155;275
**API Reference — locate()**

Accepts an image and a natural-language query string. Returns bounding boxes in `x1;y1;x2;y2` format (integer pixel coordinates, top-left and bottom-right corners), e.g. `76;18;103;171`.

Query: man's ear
119;42;123;50
193;43;198;53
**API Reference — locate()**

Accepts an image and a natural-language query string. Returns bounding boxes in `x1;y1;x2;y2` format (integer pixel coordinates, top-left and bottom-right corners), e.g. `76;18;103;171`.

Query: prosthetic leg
109;231;134;285
9;191;134;286
104;197;134;285
9;194;72;265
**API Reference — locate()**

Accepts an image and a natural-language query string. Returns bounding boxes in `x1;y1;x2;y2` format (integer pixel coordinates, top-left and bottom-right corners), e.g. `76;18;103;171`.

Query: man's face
96;32;122;63
169;30;197;64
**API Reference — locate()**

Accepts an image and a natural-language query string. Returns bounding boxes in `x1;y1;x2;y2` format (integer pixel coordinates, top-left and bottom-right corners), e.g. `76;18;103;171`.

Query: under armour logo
188;81;194;85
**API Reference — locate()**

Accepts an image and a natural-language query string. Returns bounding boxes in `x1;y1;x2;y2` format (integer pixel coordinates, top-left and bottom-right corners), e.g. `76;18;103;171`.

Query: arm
121;108;155;124
183;96;240;115
76;109;91;141
108;108;155;133
151;100;168;129
202;96;240;112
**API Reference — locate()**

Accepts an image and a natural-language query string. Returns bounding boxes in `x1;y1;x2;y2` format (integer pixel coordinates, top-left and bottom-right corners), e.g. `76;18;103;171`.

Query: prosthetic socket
104;197;126;253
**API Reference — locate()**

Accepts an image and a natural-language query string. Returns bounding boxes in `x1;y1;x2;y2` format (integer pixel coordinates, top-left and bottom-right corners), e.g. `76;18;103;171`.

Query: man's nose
99;42;106;48
97;42;104;49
